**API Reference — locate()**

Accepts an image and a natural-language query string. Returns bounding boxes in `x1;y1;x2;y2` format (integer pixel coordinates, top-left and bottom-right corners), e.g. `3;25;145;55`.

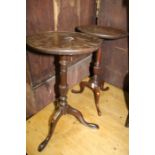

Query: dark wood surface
27;32;102;55
26;0;54;35
98;0;128;30
55;0;96;31
26;0;55;87
77;25;128;39
98;0;129;89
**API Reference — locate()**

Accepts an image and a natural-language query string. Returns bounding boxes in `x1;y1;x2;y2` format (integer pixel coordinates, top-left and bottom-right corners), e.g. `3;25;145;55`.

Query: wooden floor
26;80;129;155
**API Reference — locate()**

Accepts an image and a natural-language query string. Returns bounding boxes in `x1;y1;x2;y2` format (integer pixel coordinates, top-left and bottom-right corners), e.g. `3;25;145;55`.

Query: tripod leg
93;87;102;116
71;81;88;93
67;105;99;129
100;81;109;91
38;108;62;152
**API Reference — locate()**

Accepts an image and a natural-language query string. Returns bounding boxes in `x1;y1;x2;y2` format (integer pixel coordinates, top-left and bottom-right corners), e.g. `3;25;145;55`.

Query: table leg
72;48;109;116
38;55;99;152
67;104;99;129
38;107;62;152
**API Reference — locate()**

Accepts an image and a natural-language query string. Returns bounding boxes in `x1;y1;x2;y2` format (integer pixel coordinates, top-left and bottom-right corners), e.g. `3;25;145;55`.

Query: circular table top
26;31;102;55
76;25;128;39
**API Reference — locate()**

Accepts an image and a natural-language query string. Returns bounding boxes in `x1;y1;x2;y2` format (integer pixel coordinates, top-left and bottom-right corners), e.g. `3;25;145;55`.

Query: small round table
26;31;102;152
72;25;128;116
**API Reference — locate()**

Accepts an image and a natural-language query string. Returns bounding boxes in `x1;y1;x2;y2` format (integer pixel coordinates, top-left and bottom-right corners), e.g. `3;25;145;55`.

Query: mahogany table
72;25;128;116
26;31;102;152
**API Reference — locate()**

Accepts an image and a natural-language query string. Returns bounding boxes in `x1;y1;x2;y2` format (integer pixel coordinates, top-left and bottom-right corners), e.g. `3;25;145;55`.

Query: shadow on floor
123;72;129;127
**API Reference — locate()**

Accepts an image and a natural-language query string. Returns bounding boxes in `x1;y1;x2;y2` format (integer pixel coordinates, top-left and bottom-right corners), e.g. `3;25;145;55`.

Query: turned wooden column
93;47;101;85
58;56;68;108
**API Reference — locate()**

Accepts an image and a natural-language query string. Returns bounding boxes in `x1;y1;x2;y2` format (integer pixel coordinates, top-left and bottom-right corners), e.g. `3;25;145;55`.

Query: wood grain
98;0;129;88
26;0;54;35
27;80;129;155
26;0;55;86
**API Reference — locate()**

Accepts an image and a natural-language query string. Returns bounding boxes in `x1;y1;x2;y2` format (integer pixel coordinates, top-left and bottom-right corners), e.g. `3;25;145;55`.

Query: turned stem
93;48;102;85
58;56;68;107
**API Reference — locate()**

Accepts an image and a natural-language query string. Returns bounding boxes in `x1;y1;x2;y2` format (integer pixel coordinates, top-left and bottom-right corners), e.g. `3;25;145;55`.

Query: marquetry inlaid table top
26;31;102;55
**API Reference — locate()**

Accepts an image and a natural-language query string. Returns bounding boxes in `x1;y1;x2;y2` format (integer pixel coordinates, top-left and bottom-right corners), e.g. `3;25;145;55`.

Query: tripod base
72;78;109;116
38;103;99;152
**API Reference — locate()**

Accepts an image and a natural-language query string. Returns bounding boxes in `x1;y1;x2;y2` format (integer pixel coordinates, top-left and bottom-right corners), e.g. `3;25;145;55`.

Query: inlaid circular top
26;31;102;55
76;25;128;39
